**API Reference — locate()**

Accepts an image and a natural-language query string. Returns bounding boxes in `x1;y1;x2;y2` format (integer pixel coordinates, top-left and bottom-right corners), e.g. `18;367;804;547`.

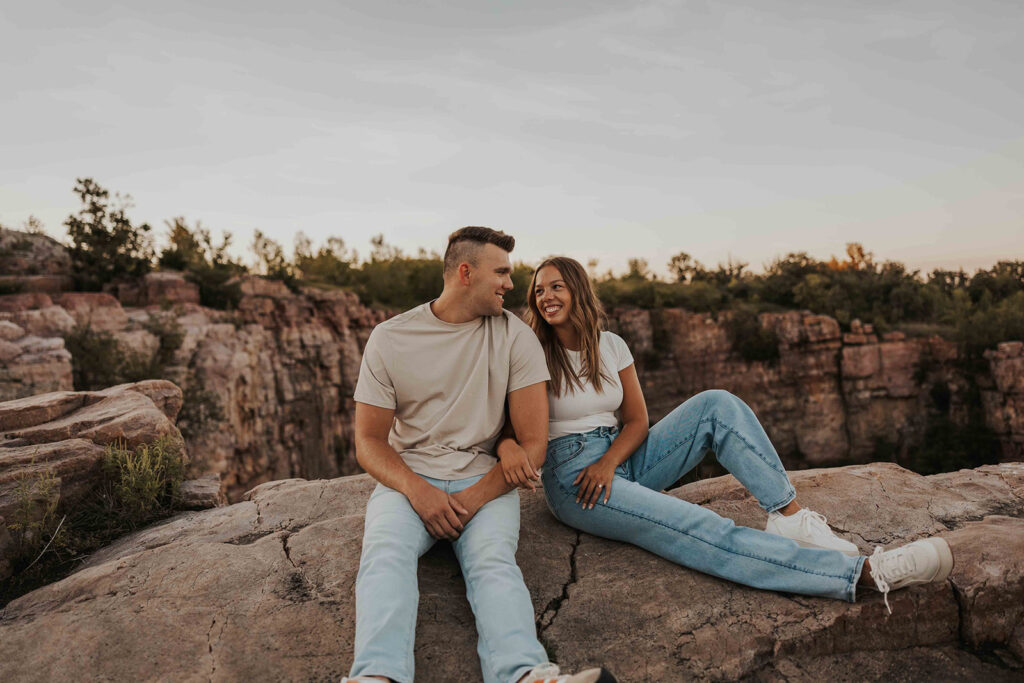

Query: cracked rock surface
1;462;1023;681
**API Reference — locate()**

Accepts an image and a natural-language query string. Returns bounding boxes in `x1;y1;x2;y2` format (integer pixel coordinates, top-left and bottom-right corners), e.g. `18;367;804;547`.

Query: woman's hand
498;439;540;490
574;458;617;509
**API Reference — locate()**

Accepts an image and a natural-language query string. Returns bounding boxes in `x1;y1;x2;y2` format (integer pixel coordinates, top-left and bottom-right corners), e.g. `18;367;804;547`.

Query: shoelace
797;509;832;538
869;545;918;614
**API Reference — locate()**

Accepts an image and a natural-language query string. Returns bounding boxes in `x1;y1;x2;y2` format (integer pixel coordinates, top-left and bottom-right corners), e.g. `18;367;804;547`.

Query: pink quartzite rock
0;293;52;313
114;271;200;307
52;292;128;333
0;462;1021;681
984;343;1024;462
0;381;186;580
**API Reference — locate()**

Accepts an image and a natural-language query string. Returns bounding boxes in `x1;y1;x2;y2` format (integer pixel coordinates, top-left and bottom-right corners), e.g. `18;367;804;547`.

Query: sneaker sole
790;538;861;557
765;525;861;557
923;537;954;582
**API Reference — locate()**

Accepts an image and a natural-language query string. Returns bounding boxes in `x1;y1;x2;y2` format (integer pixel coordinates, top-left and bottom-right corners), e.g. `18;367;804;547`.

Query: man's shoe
521;662;617;683
764;508;860;556
868;537;954;613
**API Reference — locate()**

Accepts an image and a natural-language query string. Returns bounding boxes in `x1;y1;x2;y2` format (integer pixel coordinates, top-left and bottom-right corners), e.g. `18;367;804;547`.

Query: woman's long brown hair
526;256;613;396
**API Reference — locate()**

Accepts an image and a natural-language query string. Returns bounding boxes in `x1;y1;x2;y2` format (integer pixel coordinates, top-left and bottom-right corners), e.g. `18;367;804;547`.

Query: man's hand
451;489;483;527
407;482;469;540
498;438;541;490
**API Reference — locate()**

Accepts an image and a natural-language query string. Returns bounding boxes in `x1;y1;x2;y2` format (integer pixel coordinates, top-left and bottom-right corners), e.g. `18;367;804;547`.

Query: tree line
23;178;1024;359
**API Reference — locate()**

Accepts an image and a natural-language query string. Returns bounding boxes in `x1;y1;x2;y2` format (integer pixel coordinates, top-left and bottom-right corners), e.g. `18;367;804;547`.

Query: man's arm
452;381;549;520
355;401;468;540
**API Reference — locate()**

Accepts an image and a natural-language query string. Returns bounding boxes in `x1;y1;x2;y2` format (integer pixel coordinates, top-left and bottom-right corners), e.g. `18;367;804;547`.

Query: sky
1;0;1022;277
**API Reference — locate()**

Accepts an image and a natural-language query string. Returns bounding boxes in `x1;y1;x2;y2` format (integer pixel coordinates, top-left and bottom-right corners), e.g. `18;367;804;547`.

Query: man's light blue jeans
542;390;866;601
350;474;547;683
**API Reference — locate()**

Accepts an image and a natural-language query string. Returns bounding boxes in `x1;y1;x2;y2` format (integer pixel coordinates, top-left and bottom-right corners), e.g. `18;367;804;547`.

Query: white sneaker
868;537;955;613
340;677;390;682
521;662;617;683
764;508;859;556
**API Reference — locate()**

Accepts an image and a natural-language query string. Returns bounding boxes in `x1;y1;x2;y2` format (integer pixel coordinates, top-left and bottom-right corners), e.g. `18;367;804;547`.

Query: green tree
293;232;357;287
158;218;246;309
64;178;154;290
158;217;205;270
252;229;299;290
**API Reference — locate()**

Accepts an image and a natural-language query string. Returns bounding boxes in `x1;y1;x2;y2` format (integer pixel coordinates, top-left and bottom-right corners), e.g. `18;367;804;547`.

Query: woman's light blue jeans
350;474;547;683
542;390;866;602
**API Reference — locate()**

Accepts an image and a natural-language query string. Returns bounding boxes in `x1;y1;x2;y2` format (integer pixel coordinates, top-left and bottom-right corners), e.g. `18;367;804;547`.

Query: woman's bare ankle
858;558;874;585
777;499;802;517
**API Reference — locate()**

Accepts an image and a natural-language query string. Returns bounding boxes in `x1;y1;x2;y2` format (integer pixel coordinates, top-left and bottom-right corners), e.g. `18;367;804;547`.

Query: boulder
1;462;1021;681
0;381;186;579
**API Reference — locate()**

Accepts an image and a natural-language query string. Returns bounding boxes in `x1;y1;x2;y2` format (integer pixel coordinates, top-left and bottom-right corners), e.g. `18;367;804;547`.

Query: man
344;227;615;683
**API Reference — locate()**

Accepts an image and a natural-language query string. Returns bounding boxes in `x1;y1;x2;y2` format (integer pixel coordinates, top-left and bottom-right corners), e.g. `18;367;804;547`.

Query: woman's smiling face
533;265;572;327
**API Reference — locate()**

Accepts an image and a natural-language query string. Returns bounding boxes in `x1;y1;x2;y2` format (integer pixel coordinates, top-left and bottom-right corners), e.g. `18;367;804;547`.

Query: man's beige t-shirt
353;301;550;480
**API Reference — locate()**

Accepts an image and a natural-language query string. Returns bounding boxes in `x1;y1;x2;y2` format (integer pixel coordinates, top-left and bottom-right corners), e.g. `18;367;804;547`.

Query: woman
498;256;952;611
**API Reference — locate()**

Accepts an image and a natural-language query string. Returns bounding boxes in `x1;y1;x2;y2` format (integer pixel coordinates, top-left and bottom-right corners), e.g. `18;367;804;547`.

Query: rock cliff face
611;308;1014;466
1;275;1022;501
0;279;387;501
177;279;387;499
984;341;1024;462
1;462;1021;681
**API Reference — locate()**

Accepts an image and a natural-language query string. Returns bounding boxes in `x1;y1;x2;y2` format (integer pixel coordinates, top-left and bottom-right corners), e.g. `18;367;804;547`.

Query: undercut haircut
443;226;516;276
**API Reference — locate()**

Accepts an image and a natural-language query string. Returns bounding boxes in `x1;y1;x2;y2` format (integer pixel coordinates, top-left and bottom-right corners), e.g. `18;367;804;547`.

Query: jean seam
550;478;852;581
708;416;788;476
459;548;511;683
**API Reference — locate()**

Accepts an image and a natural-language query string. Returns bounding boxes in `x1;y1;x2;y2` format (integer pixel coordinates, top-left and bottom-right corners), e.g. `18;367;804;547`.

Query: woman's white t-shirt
548;331;635;440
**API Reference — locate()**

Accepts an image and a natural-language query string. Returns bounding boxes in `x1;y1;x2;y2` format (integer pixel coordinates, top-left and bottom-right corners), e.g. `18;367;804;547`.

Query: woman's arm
574;363;649;508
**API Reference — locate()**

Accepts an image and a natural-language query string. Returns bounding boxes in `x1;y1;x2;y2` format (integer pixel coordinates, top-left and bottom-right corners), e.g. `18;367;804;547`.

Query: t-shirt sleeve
608;331;635;371
353;326;397;409
508;321;551;393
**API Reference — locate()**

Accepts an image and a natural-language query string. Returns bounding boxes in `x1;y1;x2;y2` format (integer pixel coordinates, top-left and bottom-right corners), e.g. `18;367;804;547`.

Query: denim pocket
545;438;586;470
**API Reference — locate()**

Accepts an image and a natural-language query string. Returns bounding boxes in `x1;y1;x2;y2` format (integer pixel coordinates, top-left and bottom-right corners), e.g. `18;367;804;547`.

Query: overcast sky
2;0;1021;277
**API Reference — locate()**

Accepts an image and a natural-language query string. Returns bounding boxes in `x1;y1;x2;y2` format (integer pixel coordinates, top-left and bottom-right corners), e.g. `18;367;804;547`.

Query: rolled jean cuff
845;555;868;603
349;665;410;683
511;663;545;683
761;485;797;514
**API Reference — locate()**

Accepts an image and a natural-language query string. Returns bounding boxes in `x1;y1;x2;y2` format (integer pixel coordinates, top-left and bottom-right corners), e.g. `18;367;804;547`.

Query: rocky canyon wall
1;271;1021;501
609;307;1021;467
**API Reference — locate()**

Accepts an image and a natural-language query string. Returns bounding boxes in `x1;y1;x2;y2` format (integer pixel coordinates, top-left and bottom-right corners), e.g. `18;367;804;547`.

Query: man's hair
443;226;515;276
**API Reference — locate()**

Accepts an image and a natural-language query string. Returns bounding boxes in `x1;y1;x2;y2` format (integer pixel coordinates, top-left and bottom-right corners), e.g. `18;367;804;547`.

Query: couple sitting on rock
343;227;954;683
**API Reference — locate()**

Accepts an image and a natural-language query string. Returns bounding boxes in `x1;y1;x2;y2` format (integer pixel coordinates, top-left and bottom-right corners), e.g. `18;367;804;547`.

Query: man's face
468;243;514;316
